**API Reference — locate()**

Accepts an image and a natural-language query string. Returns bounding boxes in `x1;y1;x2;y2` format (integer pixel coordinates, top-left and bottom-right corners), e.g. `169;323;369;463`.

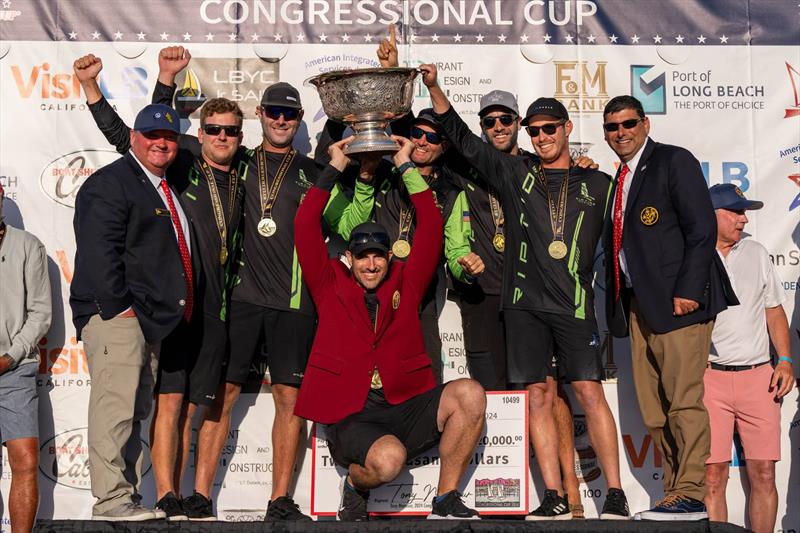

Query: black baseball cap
413;108;441;129
520;97;569;126
709;183;763;211
348;222;391;255
133;104;181;134
260;82;302;109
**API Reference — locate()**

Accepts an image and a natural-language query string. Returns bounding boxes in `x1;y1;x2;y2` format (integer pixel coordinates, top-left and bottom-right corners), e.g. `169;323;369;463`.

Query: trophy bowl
306;67;418;155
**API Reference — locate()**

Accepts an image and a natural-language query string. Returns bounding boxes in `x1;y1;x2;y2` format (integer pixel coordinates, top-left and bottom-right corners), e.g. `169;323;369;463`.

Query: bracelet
778;356;793;364
397;161;416;175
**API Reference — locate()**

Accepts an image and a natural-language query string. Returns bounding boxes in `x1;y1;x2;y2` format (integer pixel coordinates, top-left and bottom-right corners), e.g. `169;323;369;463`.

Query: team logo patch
640;206;659;225
392;290;401;309
734;186;744;197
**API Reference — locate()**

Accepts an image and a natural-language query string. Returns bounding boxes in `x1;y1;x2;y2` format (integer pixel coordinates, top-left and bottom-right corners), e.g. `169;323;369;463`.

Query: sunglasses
262;106;300;121
202;124;241;136
525;121;564;137
349;231;391;250
603;118;644;132
410;126;443;145
481;114;516;129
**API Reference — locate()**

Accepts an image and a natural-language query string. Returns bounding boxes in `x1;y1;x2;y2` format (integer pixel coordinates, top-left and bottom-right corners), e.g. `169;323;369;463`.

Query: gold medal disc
492;233;505;253
392;239;411;258
548;240;568;260
257;217;277;237
220;246;229;265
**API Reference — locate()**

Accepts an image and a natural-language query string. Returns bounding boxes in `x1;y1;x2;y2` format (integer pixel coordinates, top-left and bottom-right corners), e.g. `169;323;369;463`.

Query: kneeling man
294;137;487;521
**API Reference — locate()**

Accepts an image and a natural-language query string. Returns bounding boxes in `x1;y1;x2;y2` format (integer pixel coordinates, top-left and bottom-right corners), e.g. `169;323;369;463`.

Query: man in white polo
703;183;794;533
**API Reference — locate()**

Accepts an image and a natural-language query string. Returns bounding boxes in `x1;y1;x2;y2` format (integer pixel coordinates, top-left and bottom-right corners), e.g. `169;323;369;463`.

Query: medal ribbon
257;148;296;221
537;163;570;243
199;159;237;258
488;185;504;238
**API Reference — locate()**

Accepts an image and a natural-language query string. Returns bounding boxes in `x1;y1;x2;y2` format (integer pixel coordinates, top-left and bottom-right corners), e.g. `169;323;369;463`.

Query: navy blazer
604;139;736;336
71;152;190;344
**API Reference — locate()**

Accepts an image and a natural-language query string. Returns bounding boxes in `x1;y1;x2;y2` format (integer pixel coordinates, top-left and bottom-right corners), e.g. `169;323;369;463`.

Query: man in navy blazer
602;95;735;521
71;104;191;521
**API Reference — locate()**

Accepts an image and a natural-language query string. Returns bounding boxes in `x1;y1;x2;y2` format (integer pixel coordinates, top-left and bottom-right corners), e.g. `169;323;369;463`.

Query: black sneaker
155;492;188;521
337;481;369;521
428;490;480;520
600;488;630;520
181;491;216;521
526;489;571;520
265;496;312;521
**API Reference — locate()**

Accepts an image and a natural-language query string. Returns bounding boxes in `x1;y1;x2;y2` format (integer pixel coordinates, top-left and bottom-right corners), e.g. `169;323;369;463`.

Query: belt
707;360;770;372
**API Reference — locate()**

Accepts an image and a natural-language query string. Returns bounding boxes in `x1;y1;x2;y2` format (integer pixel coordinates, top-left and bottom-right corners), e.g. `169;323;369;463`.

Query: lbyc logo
631;65;667;115
554;61;609;114
784;62;800;118
174;58;280;118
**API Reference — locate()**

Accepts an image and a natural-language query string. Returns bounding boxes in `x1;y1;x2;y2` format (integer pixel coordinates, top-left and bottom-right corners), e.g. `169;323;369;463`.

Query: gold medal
548;240;568;260
220;245;229;265
392;239;411;258
257;217;277;237
492;233;505;253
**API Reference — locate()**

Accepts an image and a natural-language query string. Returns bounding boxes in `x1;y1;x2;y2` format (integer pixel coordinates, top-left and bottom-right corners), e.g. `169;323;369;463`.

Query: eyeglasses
525;121;564;137
481;114;516;129
202;124;241;136
603;118;644;132
262;106;300;121
410;126;443;145
349;231;391;250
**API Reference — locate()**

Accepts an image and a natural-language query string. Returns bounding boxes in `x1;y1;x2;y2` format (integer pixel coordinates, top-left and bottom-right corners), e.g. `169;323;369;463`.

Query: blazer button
179;299;186;306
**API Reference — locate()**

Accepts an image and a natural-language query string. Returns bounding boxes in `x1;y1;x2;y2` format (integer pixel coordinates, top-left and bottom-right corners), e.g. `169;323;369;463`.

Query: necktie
160;179;194;320
612;164;629;301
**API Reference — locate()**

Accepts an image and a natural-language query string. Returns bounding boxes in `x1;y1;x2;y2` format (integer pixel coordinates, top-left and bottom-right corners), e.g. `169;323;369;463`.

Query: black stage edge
34;520;751;533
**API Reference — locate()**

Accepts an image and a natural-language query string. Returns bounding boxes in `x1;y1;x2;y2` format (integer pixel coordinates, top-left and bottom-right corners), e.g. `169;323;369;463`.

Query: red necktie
160;179;194;321
612;164;629;301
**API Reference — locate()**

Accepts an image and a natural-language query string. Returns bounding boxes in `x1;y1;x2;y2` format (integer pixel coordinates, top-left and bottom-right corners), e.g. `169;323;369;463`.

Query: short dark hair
603;95;645;119
200;97;244;126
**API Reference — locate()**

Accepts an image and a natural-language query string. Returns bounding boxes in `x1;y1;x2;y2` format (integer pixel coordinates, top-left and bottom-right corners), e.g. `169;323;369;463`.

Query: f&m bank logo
554;61;608;114
10;62;148;110
631;65;667;115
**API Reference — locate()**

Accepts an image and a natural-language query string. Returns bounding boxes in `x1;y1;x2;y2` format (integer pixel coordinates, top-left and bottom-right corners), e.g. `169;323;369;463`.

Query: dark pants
455;294;507;390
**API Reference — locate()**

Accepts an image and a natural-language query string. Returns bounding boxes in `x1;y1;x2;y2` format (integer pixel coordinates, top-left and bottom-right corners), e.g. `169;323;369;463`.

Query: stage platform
34;519;751;533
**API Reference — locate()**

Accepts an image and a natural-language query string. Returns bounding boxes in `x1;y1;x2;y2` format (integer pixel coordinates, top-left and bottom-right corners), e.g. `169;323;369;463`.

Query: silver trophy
306;67;418;155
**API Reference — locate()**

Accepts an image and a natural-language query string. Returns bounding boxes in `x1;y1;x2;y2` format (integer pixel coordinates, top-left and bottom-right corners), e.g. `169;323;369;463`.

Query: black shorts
325;385;445;469
157;314;227;406
226;300;316;386
505;309;603;384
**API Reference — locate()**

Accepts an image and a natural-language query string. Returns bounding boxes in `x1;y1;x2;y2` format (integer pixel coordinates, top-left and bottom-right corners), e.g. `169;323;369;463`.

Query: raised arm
418;64;512;187
74;54;131;154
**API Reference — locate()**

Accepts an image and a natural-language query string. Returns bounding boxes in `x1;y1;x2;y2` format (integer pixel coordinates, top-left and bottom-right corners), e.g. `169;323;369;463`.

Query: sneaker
337;480;369;521
526;489;571;521
182;491;216;521
156;492;188;521
92;501;157;521
265;496;312;521
600;488;630;520
634;494;708;521
428;490;480;520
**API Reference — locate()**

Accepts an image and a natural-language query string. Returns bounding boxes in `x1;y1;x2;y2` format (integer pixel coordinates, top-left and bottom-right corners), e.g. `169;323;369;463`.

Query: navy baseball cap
521;97;569;125
261;82;302;109
133;104;181;134
349;222;391;255
709;183;763;211
479;90;519;117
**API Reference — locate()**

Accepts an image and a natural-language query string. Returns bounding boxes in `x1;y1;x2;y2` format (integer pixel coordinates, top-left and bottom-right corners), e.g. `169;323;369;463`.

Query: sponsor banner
310;391;528;516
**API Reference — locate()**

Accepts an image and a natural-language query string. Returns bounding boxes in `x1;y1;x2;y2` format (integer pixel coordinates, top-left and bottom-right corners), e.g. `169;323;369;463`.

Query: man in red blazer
295;137;486;521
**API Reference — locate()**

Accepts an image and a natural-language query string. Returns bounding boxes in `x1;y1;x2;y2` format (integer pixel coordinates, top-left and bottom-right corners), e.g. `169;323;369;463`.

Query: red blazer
294;182;443;424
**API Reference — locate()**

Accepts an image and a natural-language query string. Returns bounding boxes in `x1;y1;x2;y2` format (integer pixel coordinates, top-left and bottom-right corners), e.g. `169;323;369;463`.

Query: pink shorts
703;363;781;464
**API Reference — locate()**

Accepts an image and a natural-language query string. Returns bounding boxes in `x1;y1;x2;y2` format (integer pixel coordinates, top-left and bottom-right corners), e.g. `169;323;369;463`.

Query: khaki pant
629;299;712;502
83;314;159;514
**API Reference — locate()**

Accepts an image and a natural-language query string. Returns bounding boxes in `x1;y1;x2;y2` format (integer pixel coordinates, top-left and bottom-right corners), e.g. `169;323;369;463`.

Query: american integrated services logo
631;65;666;115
